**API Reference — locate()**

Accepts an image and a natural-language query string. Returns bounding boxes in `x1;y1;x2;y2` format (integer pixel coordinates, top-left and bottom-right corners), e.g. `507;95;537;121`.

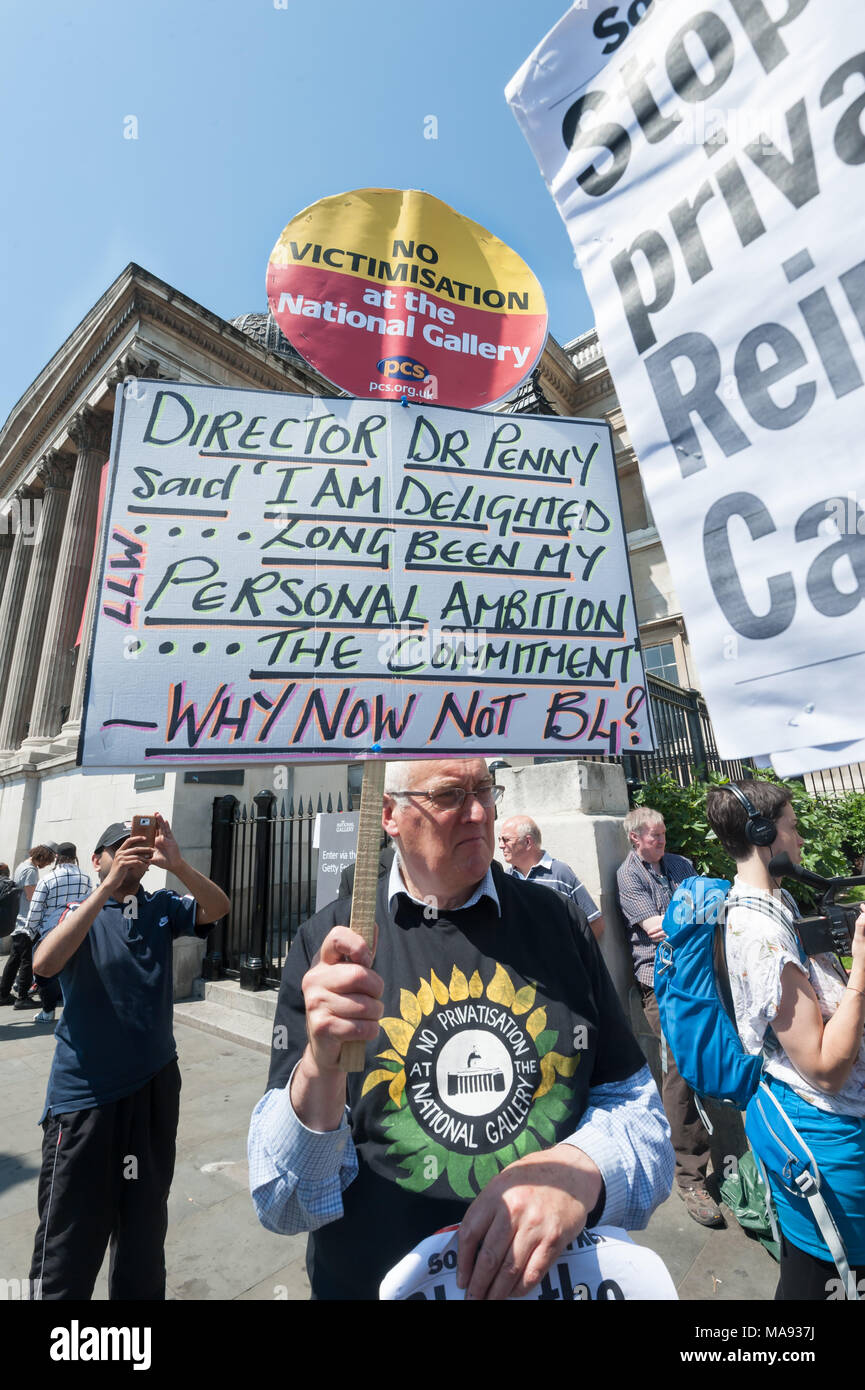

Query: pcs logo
376;355;430;383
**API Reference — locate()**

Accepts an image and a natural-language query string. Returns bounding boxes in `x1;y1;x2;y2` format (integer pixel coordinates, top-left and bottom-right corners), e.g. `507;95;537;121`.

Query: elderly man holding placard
249;757;672;1300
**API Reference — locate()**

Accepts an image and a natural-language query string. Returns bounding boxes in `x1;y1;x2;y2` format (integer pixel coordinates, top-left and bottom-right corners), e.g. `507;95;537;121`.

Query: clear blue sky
0;0;594;425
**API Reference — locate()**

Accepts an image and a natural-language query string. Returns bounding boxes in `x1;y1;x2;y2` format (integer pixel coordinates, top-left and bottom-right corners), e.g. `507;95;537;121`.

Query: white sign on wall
79;383;650;766
314;811;359;909
508;0;865;761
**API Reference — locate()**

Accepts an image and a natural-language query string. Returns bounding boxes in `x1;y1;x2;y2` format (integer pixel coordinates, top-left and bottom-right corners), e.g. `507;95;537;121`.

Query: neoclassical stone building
563;327;697;693
0;263;695;869
0;265;341;869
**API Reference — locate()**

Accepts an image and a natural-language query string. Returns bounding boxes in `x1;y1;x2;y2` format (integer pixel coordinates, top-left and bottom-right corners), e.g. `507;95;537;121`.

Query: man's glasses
390;784;504;812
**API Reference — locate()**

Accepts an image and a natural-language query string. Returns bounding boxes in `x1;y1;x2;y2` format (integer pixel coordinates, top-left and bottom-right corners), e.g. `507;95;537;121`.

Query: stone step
173;998;273;1054
194;978;278;1020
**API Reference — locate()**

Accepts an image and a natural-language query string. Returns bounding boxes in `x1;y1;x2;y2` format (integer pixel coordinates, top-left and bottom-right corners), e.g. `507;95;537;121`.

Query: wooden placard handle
339;758;386;1073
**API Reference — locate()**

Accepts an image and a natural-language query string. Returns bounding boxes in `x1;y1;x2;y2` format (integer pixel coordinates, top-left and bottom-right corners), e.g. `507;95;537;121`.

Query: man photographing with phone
29;814;230;1300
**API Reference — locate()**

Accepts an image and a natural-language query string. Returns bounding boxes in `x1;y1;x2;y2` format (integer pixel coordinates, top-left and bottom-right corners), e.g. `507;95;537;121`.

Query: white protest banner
770;738;865;778
78;382;650;766
507;0;865;759
378;1224;678;1301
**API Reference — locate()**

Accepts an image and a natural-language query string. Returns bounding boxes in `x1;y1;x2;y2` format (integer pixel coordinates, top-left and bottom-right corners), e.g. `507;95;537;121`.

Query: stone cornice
0;264;330;498
563;330;619;406
0;745;79;778
535;335;581;412
134;291;323;396
639;612;683;633
627;527;662;553
1;293;140;495
0;759;42;784
572;376;614;410
537;362;579;411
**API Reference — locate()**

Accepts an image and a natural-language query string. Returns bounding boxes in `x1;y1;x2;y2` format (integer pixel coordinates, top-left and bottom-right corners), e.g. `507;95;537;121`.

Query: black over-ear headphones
726;784;777;847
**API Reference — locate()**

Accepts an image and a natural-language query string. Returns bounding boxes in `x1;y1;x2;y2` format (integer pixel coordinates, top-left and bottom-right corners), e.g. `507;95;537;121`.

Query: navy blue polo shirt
39;886;199;1121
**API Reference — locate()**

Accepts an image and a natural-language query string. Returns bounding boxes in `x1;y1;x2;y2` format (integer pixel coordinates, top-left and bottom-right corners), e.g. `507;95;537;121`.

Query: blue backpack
654;877;760;1106
654;876;861;1300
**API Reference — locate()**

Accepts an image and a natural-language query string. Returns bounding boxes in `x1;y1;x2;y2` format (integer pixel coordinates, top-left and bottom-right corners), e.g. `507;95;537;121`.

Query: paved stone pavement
0;1008;778;1302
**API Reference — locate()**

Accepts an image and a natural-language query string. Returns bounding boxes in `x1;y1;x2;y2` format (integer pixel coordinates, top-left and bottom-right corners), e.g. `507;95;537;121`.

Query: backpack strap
713;909;737;1023
692;1092;713;1136
746;1081;860;1300
699;908;736;1138
729;890;808;966
725;891;857;1289
743;905;858;1294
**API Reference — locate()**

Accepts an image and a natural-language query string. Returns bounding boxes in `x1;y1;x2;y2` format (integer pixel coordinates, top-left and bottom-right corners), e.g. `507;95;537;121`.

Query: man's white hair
623;806;665;837
383;761;428;795
383;759;493;797
502;815;542;846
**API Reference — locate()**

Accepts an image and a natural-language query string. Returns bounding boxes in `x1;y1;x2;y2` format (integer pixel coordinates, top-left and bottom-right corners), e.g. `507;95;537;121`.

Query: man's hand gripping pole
339;758;386;1072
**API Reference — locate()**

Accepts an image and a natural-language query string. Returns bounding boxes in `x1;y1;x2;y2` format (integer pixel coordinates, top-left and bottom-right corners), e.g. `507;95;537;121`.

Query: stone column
62;358;161;738
0;486;40;741
24;408;112;749
0;456;73;755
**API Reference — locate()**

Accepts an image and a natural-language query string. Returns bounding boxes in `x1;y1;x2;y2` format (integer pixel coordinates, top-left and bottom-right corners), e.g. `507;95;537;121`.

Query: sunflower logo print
361;962;580;1197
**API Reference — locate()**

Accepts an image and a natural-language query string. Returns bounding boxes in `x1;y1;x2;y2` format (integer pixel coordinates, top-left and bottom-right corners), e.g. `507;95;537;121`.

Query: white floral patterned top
725;877;865;1116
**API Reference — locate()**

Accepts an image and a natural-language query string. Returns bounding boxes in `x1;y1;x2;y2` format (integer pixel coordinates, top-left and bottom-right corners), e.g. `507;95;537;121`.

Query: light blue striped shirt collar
508;849;552;880
387;853;500;916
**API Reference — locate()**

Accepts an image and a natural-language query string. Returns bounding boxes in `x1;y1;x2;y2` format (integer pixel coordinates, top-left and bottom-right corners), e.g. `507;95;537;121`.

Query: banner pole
339;756;386;1072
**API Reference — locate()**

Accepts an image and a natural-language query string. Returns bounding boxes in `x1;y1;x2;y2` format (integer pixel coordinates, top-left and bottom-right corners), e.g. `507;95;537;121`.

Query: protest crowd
2;0;864;1328
1;755;862;1305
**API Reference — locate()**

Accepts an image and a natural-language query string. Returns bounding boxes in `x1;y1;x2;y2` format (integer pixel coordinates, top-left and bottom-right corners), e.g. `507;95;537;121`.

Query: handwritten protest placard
508;0;865;761
78;383;650;766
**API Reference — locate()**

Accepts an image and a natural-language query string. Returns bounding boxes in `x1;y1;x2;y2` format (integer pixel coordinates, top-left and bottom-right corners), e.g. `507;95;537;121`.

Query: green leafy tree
833;793;865;872
633;772;864;910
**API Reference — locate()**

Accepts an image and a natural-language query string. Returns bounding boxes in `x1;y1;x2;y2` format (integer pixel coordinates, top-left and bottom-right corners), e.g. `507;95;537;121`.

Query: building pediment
0;263;329;500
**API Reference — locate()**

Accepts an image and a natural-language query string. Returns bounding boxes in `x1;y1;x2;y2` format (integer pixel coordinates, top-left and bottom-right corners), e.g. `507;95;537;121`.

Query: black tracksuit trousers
29;1059;181;1300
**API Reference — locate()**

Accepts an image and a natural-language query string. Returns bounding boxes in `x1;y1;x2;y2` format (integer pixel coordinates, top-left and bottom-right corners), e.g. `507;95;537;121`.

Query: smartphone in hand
130;815;158;848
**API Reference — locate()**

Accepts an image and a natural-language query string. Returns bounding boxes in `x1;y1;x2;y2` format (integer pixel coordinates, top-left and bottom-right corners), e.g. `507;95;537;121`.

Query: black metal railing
805;762;865;798
554;674;753;796
207;789;355;987
636;680;865;800
626;673;754;790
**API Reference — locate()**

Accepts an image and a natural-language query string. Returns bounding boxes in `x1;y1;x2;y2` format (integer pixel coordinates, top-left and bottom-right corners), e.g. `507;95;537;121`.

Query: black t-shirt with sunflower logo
269;859;644;1299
